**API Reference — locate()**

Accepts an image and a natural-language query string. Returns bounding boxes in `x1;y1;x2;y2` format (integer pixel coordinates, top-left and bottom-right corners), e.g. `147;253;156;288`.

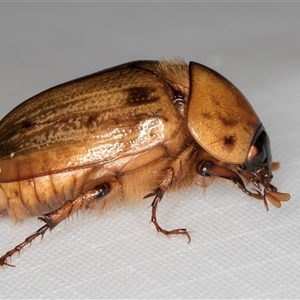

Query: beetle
0;59;290;267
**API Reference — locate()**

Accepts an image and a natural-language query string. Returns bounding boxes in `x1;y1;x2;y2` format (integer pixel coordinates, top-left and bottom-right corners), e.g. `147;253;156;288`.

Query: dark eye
243;127;272;171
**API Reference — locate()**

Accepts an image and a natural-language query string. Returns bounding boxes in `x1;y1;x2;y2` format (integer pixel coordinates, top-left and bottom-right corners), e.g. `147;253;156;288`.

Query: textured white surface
0;2;299;299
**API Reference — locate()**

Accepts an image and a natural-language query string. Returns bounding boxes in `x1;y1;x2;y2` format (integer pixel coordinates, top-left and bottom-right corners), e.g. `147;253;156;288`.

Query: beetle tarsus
149;185;191;243
0;183;110;267
0;224;49;268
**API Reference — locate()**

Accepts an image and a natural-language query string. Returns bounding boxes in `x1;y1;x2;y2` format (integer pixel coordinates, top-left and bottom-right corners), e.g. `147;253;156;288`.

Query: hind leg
0;183;110;267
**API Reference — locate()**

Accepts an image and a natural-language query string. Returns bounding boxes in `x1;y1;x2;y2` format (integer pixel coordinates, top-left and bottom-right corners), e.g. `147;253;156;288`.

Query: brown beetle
0;60;290;267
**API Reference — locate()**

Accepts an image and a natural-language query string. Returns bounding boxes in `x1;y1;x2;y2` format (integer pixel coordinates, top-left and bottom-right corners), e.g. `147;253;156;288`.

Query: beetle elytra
0;59;290;267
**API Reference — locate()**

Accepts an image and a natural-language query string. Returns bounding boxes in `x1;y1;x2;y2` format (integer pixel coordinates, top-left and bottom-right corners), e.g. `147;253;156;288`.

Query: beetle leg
198;161;264;200
144;168;191;243
0;183;109;268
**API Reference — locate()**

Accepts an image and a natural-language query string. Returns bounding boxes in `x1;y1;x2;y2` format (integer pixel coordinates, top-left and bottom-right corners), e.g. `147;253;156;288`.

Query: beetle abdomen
0;169;90;221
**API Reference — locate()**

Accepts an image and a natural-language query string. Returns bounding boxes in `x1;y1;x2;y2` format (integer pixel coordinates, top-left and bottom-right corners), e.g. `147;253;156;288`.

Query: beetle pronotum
0;60;290;267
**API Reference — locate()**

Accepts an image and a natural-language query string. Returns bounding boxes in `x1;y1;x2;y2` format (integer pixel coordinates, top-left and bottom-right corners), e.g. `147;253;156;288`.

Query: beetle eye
243;128;272;171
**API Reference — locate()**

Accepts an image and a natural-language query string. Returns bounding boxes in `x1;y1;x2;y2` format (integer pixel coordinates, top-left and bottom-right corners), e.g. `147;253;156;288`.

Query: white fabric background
0;2;299;299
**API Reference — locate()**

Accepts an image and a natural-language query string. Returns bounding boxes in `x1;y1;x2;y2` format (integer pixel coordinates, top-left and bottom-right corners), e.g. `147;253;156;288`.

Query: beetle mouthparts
241;166;291;211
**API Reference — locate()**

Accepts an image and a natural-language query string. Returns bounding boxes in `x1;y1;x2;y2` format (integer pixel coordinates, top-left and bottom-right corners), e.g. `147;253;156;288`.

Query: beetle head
241;125;274;195
239;124;290;210
243;125;272;180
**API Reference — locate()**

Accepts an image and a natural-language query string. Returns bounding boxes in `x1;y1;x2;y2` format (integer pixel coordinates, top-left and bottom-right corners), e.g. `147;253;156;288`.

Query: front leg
197;161;258;198
197;161;290;211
